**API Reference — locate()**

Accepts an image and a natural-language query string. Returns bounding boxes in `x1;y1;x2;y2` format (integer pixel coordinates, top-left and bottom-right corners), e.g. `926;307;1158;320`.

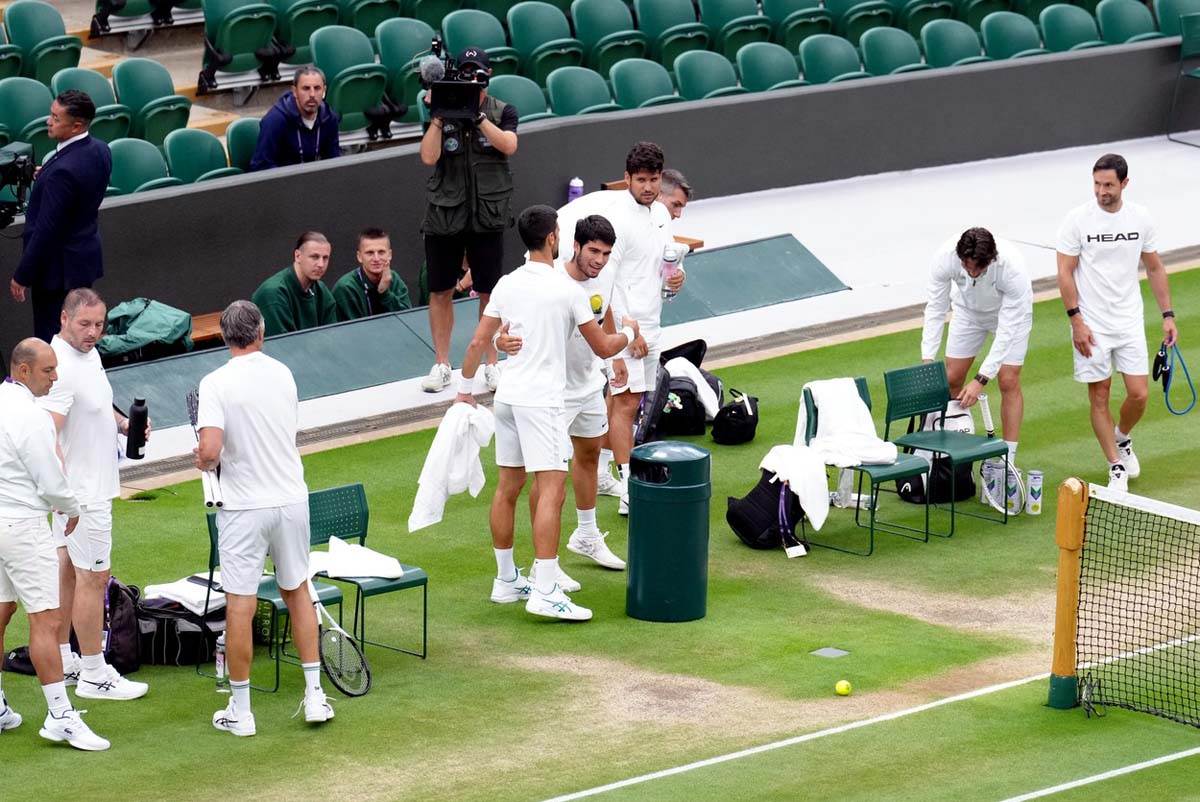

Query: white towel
760;444;831;531
408;404;495;532
793;378;897;467
664;357;720;420
143;574;226;615
310;536;406;579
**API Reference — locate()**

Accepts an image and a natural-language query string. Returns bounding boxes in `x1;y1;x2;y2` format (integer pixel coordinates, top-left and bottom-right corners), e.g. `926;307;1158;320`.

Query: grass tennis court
2;269;1198;800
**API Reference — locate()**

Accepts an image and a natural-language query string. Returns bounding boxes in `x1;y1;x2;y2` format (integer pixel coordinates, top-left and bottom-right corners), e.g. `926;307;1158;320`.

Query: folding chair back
308;483;370;547
883;361;949;437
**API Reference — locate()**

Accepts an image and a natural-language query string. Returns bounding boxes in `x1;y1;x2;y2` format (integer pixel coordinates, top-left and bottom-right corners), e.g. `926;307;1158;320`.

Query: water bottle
125;397;148;460
660;245;681;300
215;632;229;692
1026;470;1044;515
567;176;584;204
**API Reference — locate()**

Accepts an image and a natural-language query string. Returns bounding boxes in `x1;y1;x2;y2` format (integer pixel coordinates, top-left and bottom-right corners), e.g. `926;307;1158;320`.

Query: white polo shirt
0;380;80;519
1056;200;1158;337
39;336;120;504
484;261;594;409
196;351;307;511
556;260;615;402
606;190;674;349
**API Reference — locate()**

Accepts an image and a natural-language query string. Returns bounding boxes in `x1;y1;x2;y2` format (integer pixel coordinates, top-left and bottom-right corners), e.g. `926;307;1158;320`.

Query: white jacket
408;404;495;532
0;380;80;519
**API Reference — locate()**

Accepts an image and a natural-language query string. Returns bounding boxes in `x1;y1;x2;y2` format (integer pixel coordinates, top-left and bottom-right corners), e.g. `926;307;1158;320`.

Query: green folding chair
1166;12;1200;147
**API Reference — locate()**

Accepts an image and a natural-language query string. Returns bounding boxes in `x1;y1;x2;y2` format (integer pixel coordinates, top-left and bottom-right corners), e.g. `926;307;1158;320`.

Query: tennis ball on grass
835;680;852;696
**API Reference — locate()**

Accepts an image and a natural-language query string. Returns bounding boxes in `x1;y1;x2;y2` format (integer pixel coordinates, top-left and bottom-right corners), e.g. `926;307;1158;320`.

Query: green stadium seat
50;68;132;143
472;0;519;23
225;115;261;171
377;16;435;123
1010;0;1054;22
1040;4;1106;50
337;0;401;44
507;2;584;85
0;24;23;80
544;65;621;114
571;0;648;76
697;0;774;60
957;0;1012;30
199;0;283;93
270;0;340;64
798;33;870;82
163;128;244;183
1155;0;1200;35
609;56;685;106
860;27;931;74
632;0;711;71
107;137;185;194
487;73;555;120
1096;0;1166;42
885;0;955;38
1166;11;1200;146
981;11;1048;57
404;0;459;28
0;76;52;159
761;0;833;54
441;10;520;75
2;0;82;86
111;58;192;147
823;0;894;46
310;25;389;132
674;49;748;99
921;18;993;65
735;41;807;91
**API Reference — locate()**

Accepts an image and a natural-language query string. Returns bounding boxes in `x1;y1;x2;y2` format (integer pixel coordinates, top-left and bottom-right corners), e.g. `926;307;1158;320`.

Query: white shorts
216;501;311;596
1073;328;1149;383
52;501;113;572
945;310;1030;366
0;516;60;613
564;391;609;439
494;402;570;473
611;346;661;395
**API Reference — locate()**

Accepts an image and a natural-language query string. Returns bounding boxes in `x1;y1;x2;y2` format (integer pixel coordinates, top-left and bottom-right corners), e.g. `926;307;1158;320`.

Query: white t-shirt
1056;200;1158;336
555;260;615;401
196;351;307;510
39;336;120;504
484;261;594;408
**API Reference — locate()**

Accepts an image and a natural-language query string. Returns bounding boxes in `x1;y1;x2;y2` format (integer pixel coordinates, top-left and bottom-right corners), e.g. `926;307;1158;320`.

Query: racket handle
979;393;996;438
210;472;224;508
201;470;215;507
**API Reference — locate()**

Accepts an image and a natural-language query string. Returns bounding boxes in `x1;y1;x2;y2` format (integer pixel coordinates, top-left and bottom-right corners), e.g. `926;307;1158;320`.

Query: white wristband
620;325;636;346
457;375;475;394
491;329;502;348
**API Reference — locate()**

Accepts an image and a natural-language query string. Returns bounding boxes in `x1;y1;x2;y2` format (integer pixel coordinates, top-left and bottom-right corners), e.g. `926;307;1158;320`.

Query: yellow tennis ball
835;680;852;696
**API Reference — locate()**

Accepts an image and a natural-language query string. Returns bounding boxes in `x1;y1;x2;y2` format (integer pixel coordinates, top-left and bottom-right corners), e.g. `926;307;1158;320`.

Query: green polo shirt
251;266;338;336
332;267;412;322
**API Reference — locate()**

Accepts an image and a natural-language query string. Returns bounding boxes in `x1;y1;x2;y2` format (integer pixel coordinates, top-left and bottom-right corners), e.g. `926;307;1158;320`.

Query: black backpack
102;578;142;675
727;469;804;549
712;389;759;445
656;339;724;437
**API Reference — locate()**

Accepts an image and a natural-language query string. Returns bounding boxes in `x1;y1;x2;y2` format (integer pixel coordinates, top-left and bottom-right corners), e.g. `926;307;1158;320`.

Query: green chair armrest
194;167;244;182
576;102;622;114
890;62;932;73
638;94;685;106
703;86;750;98
31;35;83;62
134;176;186;192
829;70;871;81
1009;48;1048;58
767;78;810;89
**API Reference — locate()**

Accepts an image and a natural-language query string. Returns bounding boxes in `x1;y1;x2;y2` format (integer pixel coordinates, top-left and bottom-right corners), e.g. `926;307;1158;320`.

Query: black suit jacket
14;135;113;292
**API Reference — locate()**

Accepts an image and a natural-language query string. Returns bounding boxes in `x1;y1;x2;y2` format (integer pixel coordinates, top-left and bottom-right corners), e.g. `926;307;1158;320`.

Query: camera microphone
419;54;445;85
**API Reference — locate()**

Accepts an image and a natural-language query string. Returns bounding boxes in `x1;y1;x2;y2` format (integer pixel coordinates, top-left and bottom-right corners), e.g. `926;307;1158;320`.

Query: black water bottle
125;398;148;460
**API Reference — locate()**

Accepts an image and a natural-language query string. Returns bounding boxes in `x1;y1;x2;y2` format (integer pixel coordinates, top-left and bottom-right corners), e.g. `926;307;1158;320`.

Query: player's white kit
556;261;614;440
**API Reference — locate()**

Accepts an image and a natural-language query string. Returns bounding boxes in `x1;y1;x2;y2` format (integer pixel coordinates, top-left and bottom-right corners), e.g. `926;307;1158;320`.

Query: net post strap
1049;478;1088;703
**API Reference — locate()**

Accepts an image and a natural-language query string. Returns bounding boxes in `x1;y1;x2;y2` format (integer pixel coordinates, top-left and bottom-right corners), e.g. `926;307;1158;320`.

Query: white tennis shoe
0;698;22;732
490;569;534;603
596;471;625;498
421;363;451;393
483;363;500;392
618;491;629;516
62;652;80;687
75;666;149;701
40;708;110;750
1116;437;1140;479
528;561;581;593
526;585;592;621
567;529;626;570
300;692;335;723
1108;463;1129;492
212;700;256;737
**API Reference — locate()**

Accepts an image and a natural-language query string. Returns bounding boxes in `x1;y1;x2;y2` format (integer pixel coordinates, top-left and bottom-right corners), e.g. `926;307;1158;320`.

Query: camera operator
418;47;518;394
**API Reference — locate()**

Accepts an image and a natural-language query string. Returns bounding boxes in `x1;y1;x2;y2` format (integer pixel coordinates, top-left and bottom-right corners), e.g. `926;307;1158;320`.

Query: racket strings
320;627;370;696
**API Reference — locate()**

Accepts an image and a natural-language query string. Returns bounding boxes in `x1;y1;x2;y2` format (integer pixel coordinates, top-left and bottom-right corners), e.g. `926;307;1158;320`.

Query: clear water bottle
125;397;148;460
567;176;584;204
660;245;681;300
215;632;229;692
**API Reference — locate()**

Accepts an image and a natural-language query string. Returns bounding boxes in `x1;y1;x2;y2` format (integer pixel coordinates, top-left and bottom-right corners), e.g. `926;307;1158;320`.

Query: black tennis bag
137;599;220;666
712;389;759;445
896;408;976;504
657;340;724;436
633;364;672;446
727;469;804;549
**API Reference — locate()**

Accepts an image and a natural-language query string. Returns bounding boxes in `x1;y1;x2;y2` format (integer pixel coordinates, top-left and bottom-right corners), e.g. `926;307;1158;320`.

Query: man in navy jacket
250;67;341;171
10;91;112;343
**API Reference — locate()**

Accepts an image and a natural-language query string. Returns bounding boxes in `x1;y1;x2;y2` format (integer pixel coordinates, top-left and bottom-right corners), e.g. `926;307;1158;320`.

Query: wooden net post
1048;477;1088;709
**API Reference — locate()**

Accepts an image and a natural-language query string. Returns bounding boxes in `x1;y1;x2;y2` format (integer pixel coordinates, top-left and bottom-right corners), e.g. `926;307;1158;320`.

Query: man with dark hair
9;91;112;343
456;206;638;621
332;228;412;321
1056;153;1177;491
249;67;341;171
921;226;1033;465
658;168;693;220
251;232;338;336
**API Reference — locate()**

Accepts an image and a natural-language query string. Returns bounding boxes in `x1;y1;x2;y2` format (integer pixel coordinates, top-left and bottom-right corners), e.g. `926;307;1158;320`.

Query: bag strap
778;481;791;534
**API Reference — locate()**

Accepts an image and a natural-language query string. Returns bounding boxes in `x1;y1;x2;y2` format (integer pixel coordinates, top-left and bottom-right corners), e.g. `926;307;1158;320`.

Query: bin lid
631;441;710;486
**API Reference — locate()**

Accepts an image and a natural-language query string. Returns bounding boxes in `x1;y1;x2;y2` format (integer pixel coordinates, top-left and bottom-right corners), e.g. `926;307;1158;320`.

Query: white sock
81;652;105;677
576;508;597;532
1115;426;1130;443
533;557;558;594
494;547;517;581
1005;440;1018;463
1110;458;1124;467
598;449;613;474
618;463;630;482
59;643;72;664
302;662;323;697
42;681;70;716
230;679;251;713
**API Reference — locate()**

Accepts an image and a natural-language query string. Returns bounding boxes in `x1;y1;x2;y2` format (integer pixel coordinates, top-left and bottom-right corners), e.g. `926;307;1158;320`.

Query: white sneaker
39;708;110;751
526;585;592;621
528;561;581;593
483;363;500;392
1116;437;1140;479
299;692;334;723
0;698;22;732
567;528;626;570
75;666;149;701
1108;463;1129;492
420;363;451;393
597;470;625;498
212;700;256;737
490;569;534;603
618;491;629;516
62;652;80;687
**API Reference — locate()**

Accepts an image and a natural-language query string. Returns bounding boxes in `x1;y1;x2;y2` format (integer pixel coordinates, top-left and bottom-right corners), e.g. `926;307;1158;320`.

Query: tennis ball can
1026;470;1043;515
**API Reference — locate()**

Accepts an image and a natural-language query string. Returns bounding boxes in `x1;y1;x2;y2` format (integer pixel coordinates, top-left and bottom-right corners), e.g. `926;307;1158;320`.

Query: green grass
1;269;1197;800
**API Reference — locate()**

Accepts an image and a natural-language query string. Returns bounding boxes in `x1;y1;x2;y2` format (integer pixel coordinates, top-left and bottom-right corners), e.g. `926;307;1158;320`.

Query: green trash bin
626;441;712;623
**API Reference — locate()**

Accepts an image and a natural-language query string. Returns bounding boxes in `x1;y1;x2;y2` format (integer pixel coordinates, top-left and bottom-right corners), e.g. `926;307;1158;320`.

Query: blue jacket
14;135;112;292
249;91;341;171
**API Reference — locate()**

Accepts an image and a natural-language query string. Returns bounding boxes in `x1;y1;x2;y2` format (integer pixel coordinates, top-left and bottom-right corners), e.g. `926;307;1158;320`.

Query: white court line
542;672;1049;802
999;746;1200;801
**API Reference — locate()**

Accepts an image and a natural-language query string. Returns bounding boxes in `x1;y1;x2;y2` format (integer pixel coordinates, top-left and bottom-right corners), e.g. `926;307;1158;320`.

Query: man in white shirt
456;206;638;622
921;228;1033;465
0;339;109;751
40;289;148;701
1056;153;1178;491
194;300;332;736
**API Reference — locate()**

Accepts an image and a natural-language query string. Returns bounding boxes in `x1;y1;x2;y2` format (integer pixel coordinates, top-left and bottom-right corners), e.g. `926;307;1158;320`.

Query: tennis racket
185;388;223;508
978;393;1023;515
308;579;371;697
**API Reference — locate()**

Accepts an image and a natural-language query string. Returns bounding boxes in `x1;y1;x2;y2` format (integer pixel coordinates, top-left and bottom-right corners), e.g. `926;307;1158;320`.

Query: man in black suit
9;91;113;343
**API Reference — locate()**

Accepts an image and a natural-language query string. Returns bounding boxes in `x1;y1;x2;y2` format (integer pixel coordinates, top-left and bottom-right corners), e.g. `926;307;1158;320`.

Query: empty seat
199;0;285;93
376;16;435;123
921;18;993;65
442;10;520;75
1040;4;1106;50
487;73;554;120
886;0;955;37
824;0;894;45
0;24;23;80
1154;0;1200;36
225;115;261;171
507;2;584;85
49;68;132;143
544;65;621;114
337;0;400;43
761;0;833;53
163;128;244;183
1095;0;1166;42
633;0;711;71
111;57;192;147
609;57;684;106
674;49;748;99
310;25;389;132
3;0;82;86
698;0;773;60
798;33;870;81
0;76;52;158
735;41;806;91
957;0;1012;29
981;10;1048;57
107;136;184;193
271;0;340;64
571;0;648;76
860;26;931;74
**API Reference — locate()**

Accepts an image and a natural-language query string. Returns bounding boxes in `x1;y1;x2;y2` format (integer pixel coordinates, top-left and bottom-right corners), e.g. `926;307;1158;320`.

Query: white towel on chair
793;378;897;468
760;444;831;531
310;536;405;579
